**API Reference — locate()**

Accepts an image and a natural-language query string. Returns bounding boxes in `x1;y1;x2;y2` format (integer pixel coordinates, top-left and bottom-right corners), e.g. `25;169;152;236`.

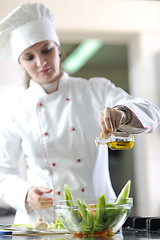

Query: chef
0;3;159;224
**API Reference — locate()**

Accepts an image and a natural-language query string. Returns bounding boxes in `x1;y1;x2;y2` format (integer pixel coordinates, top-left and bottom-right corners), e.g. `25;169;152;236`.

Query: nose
35;55;47;67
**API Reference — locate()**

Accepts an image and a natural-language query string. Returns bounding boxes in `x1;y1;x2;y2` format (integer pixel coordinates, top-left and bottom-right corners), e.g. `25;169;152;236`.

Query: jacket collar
29;71;69;98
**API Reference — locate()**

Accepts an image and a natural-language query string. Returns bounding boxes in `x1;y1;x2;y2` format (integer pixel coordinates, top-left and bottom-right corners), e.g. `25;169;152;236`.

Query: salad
55;180;132;236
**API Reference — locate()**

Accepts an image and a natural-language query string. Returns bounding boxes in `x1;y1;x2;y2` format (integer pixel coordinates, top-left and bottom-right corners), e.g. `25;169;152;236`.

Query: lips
39;67;51;74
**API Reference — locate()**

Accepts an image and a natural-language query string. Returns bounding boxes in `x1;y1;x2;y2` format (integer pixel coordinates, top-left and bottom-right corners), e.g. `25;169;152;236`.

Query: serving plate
0;224;69;236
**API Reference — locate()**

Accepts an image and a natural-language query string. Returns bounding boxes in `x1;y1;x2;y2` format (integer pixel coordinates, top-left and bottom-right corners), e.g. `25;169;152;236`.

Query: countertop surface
1;228;160;240
1;216;160;240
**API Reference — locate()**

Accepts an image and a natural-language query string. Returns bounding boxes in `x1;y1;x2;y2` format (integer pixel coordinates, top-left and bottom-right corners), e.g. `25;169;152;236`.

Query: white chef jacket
0;72;159;224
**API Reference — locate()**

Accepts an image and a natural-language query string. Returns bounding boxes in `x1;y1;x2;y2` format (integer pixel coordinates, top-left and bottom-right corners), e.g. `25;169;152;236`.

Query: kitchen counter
2;217;160;240
1;229;160;240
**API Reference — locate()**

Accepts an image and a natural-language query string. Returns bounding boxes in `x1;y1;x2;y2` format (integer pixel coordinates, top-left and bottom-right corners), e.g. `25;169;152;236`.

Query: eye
41;47;52;55
24;54;34;61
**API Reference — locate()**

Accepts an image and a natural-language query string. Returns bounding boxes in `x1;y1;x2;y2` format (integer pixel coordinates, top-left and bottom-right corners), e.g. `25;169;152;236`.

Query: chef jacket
0;72;159;224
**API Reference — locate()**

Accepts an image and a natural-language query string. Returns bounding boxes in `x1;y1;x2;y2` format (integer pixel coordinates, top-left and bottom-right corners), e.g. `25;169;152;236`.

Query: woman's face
19;40;61;85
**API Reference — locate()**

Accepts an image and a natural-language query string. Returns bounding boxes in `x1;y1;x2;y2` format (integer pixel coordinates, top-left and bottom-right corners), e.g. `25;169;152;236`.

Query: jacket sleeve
108;81;160;134
0;111;32;213
115;100;160;134
92;77;160;134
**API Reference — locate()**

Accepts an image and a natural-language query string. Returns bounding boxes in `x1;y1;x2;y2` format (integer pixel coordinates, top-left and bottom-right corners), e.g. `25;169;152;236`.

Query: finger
99;108;113;137
40;202;53;209
104;108;113;133
115;116;121;129
109;109;117;132
99;109;109;133
36;187;53;195
115;110;124;129
34;200;53;210
29;199;53;210
31;194;53;205
38;197;53;203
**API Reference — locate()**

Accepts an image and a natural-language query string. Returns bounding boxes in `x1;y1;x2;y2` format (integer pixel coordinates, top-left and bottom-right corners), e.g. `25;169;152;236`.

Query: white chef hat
0;3;60;61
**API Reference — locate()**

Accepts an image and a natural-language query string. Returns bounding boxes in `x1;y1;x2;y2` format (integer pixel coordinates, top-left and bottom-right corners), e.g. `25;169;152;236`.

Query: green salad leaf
51;218;66;229
64;184;75;207
61;180;132;235
93;194;107;231
116;180;131;205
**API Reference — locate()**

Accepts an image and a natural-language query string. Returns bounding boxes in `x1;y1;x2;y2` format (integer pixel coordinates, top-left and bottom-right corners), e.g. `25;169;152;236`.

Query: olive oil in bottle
107;140;134;150
95;132;134;150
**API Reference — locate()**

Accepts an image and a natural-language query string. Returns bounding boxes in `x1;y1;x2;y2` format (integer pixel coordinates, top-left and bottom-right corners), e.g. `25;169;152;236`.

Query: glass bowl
54;198;133;237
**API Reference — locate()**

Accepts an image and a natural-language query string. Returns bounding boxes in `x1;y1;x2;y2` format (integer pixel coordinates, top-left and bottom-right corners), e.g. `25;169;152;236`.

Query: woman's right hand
99;107;127;138
26;186;53;210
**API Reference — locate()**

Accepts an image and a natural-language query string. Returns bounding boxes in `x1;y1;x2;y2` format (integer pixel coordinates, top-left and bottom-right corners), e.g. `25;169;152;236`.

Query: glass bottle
95;132;134;150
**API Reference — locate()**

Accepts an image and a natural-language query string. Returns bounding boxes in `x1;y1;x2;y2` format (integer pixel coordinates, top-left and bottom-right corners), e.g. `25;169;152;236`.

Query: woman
0;3;159;224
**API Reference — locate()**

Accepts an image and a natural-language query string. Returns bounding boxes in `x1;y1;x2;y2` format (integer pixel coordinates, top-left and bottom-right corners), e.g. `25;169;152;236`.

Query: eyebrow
22;42;52;56
41;42;51;49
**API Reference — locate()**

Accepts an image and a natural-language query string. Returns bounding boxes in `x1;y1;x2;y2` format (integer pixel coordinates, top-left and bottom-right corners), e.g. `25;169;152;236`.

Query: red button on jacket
39;102;43;106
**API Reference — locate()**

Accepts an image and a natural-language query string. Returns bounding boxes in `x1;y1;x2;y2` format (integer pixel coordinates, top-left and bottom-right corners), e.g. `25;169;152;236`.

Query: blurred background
0;0;160;222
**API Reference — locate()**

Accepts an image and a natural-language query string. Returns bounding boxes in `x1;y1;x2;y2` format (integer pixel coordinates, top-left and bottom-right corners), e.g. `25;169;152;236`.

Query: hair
22;70;31;89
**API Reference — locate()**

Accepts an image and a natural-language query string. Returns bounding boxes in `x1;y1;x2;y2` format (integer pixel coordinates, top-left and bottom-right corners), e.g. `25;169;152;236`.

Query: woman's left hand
99;107;127;138
26;186;53;210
